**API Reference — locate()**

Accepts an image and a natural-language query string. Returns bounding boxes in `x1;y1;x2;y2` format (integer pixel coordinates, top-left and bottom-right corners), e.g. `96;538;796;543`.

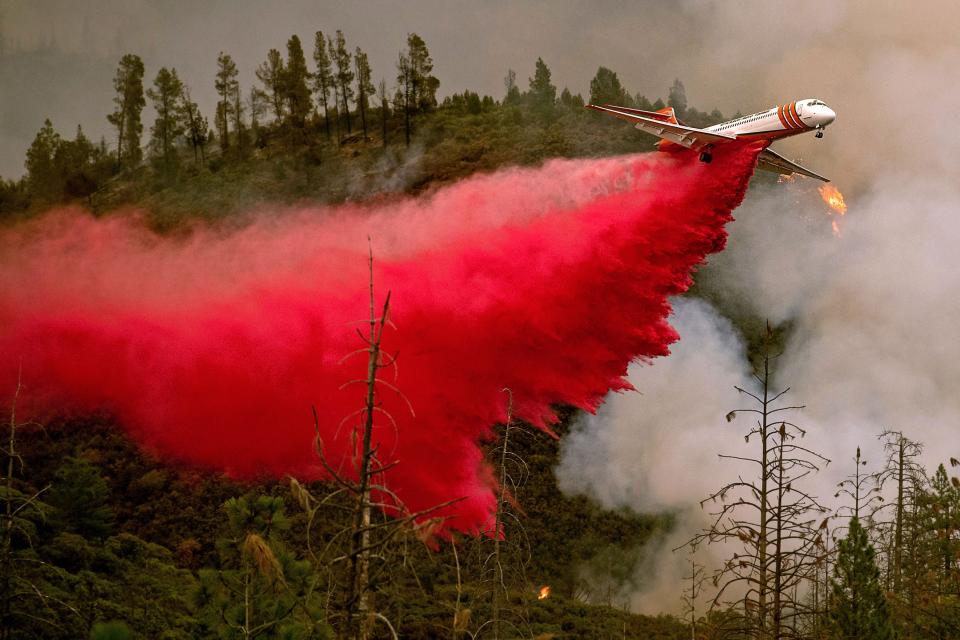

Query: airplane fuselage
703;98;836;142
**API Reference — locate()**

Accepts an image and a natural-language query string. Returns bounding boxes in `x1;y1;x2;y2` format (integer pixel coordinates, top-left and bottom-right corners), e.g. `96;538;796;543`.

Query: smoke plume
554;0;960;615
0;142;762;534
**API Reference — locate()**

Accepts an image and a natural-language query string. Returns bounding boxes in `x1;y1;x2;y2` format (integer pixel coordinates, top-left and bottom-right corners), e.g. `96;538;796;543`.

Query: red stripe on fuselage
776;105;790;129
783;103;800;129
789;102;807;130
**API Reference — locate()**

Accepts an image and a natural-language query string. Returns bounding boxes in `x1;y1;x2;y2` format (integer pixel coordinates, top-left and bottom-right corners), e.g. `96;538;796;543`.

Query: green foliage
196;494;329;639
215;52;239;150
590;66;631;106
257;49;286;123
353;46;374;138
829;517;896;640
89;621;132;640
332;30;354;134
527;57;557;117
405;33;438;112
107;53;145;167
48;456;115;539
312;32;334;138
283;35;311;130
24;119;61;200
668;78;688;116
147;67;185;172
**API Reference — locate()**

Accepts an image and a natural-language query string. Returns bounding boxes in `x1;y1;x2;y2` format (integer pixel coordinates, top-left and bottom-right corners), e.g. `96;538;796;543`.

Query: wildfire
818;184;848;237
538;585;551;600
819;184;847;215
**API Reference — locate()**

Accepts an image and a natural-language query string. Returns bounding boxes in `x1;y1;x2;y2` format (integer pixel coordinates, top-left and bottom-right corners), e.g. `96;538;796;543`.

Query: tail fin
655;107;679;124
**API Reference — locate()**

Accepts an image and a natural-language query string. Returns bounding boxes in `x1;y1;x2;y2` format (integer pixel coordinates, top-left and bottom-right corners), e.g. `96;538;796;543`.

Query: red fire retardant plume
0;142;763;534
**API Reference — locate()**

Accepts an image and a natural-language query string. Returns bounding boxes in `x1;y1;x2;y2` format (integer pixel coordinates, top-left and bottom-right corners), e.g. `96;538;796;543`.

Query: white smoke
557;298;754;614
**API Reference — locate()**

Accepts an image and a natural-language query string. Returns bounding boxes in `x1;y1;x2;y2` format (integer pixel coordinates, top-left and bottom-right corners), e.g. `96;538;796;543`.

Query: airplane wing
757;148;830;182
586;103;736;150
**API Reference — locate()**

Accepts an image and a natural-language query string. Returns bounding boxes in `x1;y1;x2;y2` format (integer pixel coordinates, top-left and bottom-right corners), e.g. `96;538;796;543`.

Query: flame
818;184;848;237
538;585;551;600
818;184;847;215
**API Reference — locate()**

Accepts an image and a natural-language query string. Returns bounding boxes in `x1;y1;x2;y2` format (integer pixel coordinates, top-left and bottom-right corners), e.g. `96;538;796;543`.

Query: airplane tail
598;104;679;124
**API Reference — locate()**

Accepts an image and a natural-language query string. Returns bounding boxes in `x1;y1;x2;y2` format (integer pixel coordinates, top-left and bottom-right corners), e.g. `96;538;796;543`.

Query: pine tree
332;31;354;135
284;34;311;130
396;53;411;146
503;69;520;105
377;78;388;148
405;33;438;112
312;31;334;139
829;517;896;640
589;67;630;107
255;48;286;122
25;118;61;200
668;78;688;117
180;85;209;166
106;54;145;168
48;457;115;539
247;86;267;141
146;67;185;171
528;57;557;115
353;46;374;140
214;52;238;152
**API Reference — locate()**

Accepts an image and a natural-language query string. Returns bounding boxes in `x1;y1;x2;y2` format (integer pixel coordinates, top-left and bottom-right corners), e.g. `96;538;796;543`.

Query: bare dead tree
834;446;883;529
872;430;925;594
687;336;830;640
472;389;533;640
681;556;706;640
291;242;460;640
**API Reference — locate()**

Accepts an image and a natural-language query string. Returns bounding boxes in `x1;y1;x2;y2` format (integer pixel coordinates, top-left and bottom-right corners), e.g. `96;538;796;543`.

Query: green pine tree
106;54;145;168
256;48;286;123
528;57;557;115
25;118;62;201
146;67;185;172
284;34;311;131
830;517;896;640
668;78;688;117
312;31;334;138
214;52;238;152
589;66;630;106
48;457;115;539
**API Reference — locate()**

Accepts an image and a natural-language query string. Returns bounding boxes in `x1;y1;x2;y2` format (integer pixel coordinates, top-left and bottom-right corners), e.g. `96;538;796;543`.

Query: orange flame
818;184;848;237
818;184;847;216
538;585;551;600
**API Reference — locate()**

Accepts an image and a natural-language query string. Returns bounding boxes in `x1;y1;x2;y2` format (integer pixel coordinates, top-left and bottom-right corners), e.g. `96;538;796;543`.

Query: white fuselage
706;98;836;140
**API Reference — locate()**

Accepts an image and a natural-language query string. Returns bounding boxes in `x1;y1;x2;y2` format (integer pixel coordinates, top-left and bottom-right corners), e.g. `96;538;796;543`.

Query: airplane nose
822;106;836;125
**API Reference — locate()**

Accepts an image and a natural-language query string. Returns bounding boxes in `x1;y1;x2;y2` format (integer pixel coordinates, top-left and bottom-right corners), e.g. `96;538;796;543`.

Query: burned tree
689;337;829;639
291;242;459;640
681;556;706;640
476;389;534;640
834;446;883;526
873;430;925;593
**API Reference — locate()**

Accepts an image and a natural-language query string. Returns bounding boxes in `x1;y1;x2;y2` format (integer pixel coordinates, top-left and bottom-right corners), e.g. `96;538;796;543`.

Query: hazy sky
0;0;924;180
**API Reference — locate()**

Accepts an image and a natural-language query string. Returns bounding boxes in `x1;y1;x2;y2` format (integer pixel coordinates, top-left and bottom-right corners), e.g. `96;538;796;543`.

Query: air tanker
587;99;836;181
